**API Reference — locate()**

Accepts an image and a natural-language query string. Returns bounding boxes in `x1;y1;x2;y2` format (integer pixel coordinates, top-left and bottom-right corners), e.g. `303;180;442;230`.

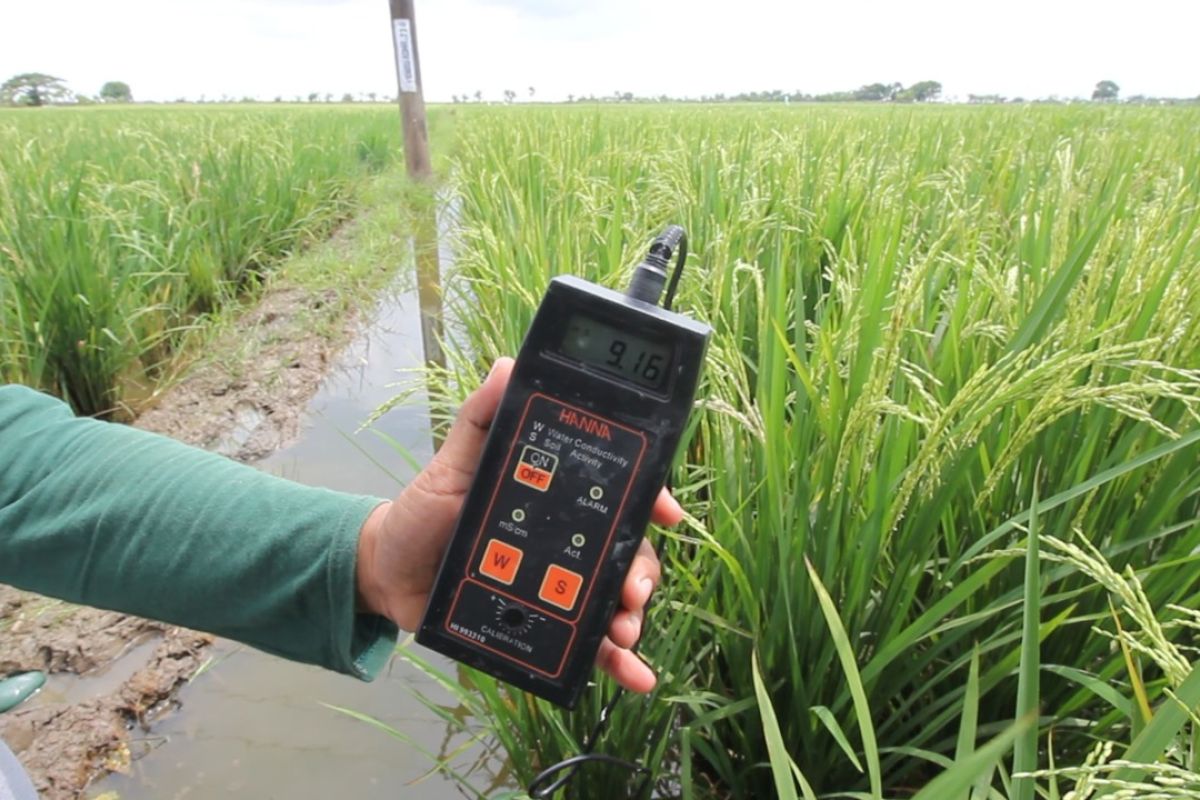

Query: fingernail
639;577;654;604
629;611;642;636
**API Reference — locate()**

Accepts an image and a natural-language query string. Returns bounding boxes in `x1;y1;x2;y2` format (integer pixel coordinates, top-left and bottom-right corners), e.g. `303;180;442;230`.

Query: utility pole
387;0;444;428
388;0;432;181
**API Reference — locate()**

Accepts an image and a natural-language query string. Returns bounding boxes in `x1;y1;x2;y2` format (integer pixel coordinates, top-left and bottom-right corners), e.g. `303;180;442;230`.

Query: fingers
621;538;660;611
608;607;642;650
425;358;677;697
650;487;684;527
428;358;515;489
607;539;659;648
607;492;674;648
596;636;657;693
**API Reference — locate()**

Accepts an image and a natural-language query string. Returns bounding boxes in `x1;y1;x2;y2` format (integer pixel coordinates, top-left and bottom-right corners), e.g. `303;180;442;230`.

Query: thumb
431;357;514;484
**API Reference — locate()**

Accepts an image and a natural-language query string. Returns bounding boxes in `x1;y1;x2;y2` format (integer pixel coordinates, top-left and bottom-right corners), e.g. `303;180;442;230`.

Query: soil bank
0;176;422;798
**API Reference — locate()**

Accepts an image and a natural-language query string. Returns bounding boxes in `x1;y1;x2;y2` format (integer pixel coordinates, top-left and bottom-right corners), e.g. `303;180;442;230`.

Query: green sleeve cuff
348;613;400;680
1;384;402;680
329;498;399;680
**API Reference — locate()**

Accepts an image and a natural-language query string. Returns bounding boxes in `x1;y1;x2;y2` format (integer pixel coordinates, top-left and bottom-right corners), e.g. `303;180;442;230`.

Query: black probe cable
525;598;656;798
526;227;690;798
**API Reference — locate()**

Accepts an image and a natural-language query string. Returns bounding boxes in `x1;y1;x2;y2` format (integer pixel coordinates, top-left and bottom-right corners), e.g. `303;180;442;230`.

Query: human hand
355;357;683;693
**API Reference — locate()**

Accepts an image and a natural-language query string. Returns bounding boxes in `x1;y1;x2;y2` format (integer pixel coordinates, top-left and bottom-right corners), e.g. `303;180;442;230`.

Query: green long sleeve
0;384;397;679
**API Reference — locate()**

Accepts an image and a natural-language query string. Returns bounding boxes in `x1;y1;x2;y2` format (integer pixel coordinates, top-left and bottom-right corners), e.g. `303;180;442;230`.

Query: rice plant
0;105;402;416
418;103;1200;798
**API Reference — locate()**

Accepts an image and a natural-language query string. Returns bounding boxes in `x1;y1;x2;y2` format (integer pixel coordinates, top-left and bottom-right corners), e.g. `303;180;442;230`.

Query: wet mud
1;271;382;798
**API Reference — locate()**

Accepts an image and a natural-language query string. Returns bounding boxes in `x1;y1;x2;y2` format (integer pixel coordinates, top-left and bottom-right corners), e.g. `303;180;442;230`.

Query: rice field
4;101;1200;798
0;106;400;416
417;103;1200;798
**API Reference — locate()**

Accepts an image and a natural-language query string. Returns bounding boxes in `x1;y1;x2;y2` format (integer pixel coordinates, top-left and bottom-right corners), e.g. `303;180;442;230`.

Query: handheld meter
417;227;710;708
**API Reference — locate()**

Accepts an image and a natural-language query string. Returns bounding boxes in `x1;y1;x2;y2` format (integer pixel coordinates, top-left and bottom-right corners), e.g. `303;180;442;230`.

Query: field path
0;187;419;798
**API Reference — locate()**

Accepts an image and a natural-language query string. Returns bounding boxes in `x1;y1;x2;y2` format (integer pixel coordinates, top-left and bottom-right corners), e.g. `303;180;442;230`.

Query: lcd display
559;314;672;390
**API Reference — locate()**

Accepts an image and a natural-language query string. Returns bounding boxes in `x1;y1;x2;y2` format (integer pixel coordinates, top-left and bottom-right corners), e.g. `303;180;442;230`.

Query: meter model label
443;393;647;678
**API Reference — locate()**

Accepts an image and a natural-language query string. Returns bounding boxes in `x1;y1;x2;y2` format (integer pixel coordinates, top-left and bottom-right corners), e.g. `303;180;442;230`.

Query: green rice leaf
805;557;882;799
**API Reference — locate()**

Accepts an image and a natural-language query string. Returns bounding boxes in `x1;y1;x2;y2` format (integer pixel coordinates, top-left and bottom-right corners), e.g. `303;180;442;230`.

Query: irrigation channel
84;205;507;798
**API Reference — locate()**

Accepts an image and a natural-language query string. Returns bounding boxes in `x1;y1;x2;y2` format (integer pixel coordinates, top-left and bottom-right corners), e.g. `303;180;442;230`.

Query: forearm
0;385;397;679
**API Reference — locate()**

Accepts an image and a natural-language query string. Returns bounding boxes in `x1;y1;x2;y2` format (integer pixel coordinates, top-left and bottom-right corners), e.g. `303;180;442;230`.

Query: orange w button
539;564;583;611
479;539;523;585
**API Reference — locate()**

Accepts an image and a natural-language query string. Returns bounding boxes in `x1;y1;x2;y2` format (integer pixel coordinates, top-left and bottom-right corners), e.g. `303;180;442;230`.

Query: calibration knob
496;602;534;635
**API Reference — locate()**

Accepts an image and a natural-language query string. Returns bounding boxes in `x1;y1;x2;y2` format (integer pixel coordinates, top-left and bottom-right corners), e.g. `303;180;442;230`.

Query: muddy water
88;281;504;798
28;637;162;709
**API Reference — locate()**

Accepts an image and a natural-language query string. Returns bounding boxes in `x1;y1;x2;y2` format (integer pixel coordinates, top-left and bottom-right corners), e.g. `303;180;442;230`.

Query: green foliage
854;82;902;101
415;103;1200;798
0;105;403;415
1093;80;1121;102
1;73;71;106
99;81;132;103
896;80;943;102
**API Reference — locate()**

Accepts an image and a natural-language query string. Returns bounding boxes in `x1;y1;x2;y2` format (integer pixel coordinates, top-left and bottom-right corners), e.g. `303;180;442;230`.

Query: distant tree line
452;82;947;105
1;73;73;106
3;73;1197;108
0;73;136;105
454;80;1199;106
0;74;398;106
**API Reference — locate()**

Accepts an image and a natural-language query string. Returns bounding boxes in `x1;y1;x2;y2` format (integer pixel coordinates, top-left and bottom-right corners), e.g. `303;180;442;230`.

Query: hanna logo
558;408;612;440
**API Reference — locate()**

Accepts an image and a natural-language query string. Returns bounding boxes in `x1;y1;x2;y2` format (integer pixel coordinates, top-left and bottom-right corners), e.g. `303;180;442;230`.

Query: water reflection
89;275;506;799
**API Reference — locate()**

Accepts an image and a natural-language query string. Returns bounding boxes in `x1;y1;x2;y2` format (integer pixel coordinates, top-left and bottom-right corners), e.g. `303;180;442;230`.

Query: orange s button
539;564;583;611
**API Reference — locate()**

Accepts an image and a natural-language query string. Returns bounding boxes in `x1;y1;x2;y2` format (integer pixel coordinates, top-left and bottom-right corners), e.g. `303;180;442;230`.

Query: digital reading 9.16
560;314;672;390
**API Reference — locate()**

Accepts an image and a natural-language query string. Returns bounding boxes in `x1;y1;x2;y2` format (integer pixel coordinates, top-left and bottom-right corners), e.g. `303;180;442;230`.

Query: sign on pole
388;0;432;181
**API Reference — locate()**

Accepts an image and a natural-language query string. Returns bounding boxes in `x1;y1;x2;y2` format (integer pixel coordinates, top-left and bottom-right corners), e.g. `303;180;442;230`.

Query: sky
1;0;1196;103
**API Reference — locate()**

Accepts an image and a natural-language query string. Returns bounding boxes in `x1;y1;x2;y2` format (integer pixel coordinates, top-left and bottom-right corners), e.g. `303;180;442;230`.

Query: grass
405;103;1200;798
0;105;405;416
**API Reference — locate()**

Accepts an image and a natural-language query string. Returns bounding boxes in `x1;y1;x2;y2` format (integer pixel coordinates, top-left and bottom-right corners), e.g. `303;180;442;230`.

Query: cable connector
627;225;688;309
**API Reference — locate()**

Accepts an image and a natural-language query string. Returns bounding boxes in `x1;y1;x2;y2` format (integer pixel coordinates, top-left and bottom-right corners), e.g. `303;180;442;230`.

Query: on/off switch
514;445;558;492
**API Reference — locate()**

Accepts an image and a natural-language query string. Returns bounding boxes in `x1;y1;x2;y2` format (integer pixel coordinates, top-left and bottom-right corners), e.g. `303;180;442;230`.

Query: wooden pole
388;0;444;453
388;0;432;181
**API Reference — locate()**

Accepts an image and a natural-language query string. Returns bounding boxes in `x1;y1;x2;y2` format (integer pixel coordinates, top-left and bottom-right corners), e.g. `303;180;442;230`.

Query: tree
1092;80;1120;102
99;81;132;103
1;73;72;106
528;85;535;99
908;80;942;102
853;82;895;101
503;88;516;103
474;89;483;102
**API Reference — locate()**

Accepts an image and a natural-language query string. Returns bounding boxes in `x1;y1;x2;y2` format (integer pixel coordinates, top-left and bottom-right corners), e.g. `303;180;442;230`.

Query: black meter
417;227;710;708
